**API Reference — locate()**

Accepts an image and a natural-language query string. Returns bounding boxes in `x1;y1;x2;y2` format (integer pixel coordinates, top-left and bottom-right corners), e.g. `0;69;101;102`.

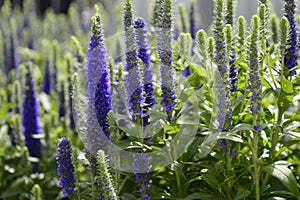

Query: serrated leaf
264;162;299;199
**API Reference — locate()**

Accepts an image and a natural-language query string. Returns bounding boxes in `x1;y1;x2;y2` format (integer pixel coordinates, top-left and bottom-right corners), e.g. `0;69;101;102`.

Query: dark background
0;0;74;16
0;0;289;32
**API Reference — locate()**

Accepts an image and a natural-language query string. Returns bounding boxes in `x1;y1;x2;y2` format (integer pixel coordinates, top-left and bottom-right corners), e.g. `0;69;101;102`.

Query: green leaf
282;120;300;132
202;131;244;145
278;77;293;117
231;123;253;133
186;61;207;77
234;188;251;200
264;162;300;199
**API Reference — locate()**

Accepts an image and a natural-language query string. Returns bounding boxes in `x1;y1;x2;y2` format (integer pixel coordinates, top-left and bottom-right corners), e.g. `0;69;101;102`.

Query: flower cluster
133;153;151;200
96;150;118;200
86;14;112;137
156;0;177;120
134;17;154;125
22;65;42;159
56;137;77;197
283;0;298;75
249;16;262;118
124;0;145;121
213;0;232;131
95;71;112;138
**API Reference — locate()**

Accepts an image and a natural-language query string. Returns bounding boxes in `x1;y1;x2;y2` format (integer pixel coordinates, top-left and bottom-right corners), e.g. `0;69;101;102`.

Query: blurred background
0;0;293;35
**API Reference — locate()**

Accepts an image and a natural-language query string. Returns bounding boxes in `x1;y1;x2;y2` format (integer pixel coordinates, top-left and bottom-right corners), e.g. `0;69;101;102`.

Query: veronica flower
249;16;262;129
124;0;145;121
189;0;196;39
22;65;42;159
283;0;298;75
95;71;112;137
95;150;118;200
86;14;112;137
156;0;177;120
225;0;236;25
86;14;110;99
134;17;155;125
226;24;237;91
213;0;232;131
56;137;77;198
133;153;151;200
67;59;76;132
42;60;51;95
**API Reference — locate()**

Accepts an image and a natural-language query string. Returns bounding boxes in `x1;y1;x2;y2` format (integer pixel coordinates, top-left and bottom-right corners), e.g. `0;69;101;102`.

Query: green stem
226;145;233;199
173;145;182;197
74;149;81;200
252;115;260;200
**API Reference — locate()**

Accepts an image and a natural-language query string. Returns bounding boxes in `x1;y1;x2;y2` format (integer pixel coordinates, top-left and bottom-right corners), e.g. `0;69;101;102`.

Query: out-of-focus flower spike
225;0;236;26
0;0;12;20
258;4;267;48
42;60;51;95
208;36;215;62
189;0;196;39
68;4;81;35
22;64;43;160
52;41;59;92
196;30;208;67
0;30;4;71
178;3;188;33
280;17;289;53
59;81;66;119
271;14;279;44
152;0;164;28
95;150;118;200
237;16;246;53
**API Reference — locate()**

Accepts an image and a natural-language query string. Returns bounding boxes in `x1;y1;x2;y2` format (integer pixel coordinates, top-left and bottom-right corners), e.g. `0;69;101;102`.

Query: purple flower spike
133;153;151;200
95;71;112;138
22;65;42;159
56;137;77;198
86;14;112;137
284;0;298;76
156;0;177;120
124;0;145;121
134;17;155;125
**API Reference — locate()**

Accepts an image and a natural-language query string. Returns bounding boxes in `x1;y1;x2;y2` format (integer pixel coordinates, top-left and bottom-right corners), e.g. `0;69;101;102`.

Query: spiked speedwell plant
0;0;299;200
